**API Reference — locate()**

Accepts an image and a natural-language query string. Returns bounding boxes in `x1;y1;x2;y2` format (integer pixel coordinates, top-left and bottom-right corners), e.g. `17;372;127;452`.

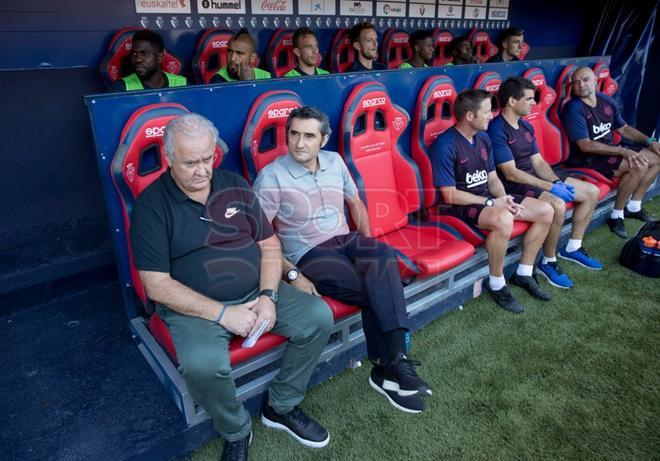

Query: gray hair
163;113;219;161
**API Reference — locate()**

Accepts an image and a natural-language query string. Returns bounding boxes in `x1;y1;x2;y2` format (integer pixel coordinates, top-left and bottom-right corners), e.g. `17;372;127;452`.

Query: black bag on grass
619;220;660;278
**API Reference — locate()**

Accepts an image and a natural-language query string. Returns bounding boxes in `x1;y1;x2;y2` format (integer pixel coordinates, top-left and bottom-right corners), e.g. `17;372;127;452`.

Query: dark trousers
298;231;411;364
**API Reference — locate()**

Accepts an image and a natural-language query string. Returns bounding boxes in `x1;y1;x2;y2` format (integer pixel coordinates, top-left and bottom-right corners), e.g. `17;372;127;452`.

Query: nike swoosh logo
224;207;239;219
460;158;469;164
199;216;213;222
507;139;515;144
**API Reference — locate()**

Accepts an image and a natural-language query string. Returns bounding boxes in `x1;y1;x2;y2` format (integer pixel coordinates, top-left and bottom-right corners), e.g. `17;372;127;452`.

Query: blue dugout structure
86;56;614;427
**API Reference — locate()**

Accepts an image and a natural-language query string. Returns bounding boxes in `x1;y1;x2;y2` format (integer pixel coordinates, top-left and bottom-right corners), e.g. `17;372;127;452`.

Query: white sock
542;255;557;265
489;275;506;291
516;264;533;277
626;200;642;212
565;239;582;253
610;208;624;220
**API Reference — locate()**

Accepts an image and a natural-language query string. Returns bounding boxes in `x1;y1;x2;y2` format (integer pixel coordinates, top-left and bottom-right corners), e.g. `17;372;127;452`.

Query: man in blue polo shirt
488;77;604;289
561;66;659;238
431;89;554;314
254;106;431;415
130;114;332;460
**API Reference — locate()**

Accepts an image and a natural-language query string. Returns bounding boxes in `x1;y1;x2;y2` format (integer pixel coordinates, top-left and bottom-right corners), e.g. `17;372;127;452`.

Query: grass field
190;198;659;461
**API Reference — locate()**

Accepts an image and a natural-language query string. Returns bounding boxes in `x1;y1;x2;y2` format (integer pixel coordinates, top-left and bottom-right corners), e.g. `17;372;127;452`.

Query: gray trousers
158;281;333;441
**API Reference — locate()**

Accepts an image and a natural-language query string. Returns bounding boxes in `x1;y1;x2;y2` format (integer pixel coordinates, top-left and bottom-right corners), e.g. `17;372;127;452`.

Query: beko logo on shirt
362;97;387;108
466;170;488;188
433;89;453;98
267;107;296;119
145;126;166;138
593;122;611;134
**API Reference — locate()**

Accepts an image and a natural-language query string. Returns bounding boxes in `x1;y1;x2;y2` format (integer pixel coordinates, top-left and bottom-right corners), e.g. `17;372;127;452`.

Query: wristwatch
258;289;279;305
485;197;495;207
552;179;562;184
286;268;300;282
646;136;657;147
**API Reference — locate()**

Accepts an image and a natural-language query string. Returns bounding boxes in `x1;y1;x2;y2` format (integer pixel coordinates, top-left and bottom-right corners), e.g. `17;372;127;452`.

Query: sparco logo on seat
267;107;296;119
145;126;166;138
362;97;387;108
211;40;228;48
433;89;453;98
485;84;500;92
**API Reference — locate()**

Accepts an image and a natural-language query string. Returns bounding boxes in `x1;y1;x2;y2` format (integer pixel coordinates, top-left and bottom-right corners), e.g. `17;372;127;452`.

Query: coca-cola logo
260;0;286;11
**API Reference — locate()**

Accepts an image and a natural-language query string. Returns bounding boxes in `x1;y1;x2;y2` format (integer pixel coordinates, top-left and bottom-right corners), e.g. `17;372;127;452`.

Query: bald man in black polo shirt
130;114;332;460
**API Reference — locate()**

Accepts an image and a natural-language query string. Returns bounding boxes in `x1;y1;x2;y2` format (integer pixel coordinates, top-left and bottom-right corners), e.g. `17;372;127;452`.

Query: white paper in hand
241;319;270;348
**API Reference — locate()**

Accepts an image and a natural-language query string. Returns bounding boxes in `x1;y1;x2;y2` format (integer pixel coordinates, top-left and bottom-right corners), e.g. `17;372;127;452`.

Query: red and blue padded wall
86;56;602;319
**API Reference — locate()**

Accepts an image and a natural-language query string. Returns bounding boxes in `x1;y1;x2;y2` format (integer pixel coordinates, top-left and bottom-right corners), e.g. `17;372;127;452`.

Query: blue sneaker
537;261;574;289
558;247;604;270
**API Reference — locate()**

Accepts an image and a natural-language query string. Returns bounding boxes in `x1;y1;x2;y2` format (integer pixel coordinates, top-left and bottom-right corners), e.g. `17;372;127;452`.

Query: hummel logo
224;207;239;219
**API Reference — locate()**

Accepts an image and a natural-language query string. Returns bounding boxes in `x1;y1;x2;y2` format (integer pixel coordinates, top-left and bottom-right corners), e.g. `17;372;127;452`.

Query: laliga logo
392;116;404;131
362;97;387;108
125;42;132;51
211;40;228;48
466;170;488;185
267;107;296;119
166;62;177;73
532;78;544;87
252;138;259;153
145;126;166;138
485;84;500;92
433;89;453;98
593;122;611;135
125;162;136;183
544;93;554;105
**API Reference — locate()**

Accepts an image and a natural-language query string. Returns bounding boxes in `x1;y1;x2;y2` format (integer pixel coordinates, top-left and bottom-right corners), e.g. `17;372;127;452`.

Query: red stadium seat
411;76;530;246
593;61;618;96
110;103;292;367
339;81;475;276
474;71;503;117
330;28;355;73
240;90;303;183
432;29;453;66
549;64;576;163
519;42;530;60
379;29;411;69
192;28;234;84
239;90;360;318
99;27;183;88
266;29;296;77
524;68;612;197
468;29;498;63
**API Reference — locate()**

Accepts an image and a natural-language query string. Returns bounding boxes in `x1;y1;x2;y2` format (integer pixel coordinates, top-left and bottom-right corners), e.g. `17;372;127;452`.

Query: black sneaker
368;365;426;414
261;404;329;448
485;284;524;314
624;207;653;222
220;431;252;461
607;217;628;239
384;353;432;396
510;273;552;301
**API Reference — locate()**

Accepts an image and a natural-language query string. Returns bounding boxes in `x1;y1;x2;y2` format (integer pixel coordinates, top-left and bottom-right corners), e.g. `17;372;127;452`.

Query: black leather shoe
261;404;329;448
485;284;524;314
607;217;628;239
624;207;653;222
510;273;552;301
220;431;251;461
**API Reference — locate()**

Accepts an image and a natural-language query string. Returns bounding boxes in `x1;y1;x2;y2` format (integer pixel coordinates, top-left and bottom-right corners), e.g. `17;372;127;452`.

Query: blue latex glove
550;182;575;202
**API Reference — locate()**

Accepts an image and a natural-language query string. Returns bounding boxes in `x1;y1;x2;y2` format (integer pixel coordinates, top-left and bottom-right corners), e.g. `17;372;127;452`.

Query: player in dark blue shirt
348;22;386;72
562;66;659;238
431;89;554;314
489;77;604;290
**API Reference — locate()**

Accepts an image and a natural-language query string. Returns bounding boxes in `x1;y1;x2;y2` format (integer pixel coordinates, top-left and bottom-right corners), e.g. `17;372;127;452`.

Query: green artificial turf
190;198;659;461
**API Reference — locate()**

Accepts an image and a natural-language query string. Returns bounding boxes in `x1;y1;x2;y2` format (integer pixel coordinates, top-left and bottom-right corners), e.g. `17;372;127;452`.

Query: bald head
571;66;597;99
